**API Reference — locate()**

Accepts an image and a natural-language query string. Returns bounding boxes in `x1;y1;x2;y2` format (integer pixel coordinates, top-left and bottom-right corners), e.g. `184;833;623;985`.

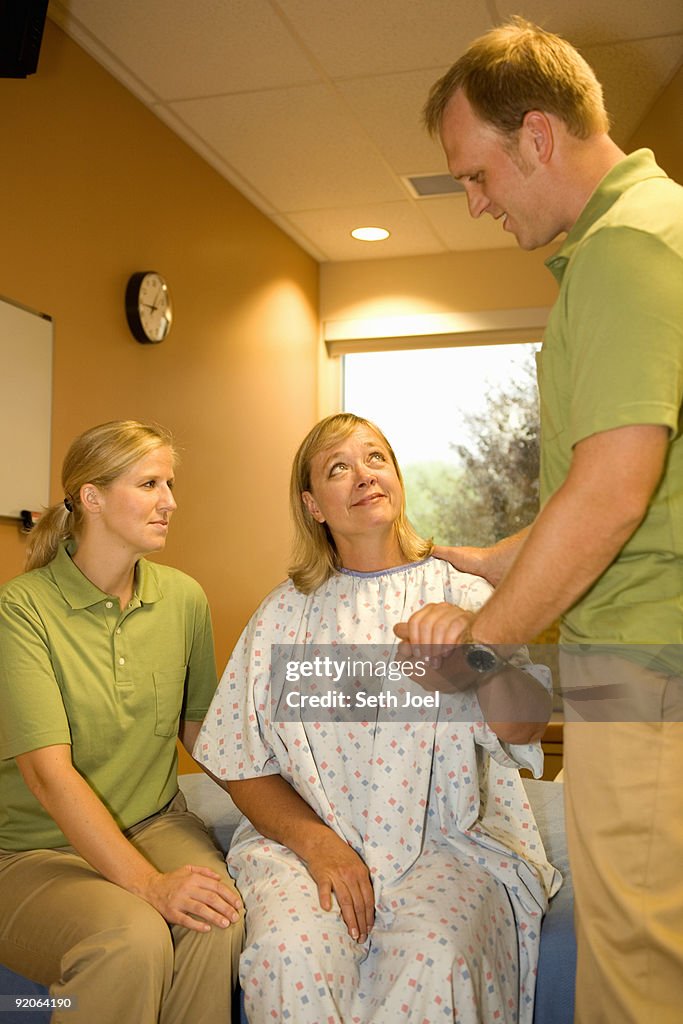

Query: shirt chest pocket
152;667;187;737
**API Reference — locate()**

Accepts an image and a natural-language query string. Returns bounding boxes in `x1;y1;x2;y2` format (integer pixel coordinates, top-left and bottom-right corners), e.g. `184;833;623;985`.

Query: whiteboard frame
0;294;53;519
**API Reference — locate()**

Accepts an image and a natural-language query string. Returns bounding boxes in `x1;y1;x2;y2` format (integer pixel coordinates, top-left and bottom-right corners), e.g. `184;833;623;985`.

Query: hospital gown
196;557;560;1023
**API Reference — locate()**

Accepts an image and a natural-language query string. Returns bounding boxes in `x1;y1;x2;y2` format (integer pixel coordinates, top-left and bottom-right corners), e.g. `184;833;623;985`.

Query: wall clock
125;271;172;344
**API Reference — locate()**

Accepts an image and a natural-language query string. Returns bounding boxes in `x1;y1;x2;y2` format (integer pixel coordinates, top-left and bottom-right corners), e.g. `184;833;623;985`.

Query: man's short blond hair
424;17;609;140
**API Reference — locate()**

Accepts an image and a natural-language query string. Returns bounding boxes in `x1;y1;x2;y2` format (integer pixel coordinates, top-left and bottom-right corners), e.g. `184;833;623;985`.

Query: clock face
125;271;173;344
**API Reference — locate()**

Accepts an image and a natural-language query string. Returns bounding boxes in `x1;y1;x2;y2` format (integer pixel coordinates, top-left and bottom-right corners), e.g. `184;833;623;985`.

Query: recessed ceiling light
351;226;390;241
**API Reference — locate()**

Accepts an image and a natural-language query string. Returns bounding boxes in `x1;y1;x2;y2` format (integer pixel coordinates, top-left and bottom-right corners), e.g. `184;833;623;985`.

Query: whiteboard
0;296;53;519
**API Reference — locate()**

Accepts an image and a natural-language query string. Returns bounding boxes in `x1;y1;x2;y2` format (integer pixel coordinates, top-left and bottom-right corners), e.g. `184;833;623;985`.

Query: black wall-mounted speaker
0;0;49;78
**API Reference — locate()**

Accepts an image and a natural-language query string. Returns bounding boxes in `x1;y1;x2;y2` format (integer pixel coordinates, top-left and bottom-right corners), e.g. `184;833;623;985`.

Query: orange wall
0;21;319;659
320;245;558;324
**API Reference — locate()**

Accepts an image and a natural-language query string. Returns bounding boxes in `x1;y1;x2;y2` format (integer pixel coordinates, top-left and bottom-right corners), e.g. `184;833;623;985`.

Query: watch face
126;271;172;344
465;644;499;673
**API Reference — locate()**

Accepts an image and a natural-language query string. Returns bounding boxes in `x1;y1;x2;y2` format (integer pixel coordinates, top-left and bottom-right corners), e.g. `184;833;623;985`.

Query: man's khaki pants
562;652;683;1024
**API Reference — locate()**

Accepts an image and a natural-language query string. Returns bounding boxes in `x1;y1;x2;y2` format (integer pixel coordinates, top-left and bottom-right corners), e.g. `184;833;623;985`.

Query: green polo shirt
537;150;683;644
0;541;218;850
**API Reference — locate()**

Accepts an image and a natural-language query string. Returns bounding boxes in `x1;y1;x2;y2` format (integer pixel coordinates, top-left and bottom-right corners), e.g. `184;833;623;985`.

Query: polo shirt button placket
114;645;131;680
103;600;119;643
112;611;131;683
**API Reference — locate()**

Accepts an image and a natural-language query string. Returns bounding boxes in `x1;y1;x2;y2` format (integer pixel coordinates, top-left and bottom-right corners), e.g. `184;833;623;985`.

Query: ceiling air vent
402;173;465;198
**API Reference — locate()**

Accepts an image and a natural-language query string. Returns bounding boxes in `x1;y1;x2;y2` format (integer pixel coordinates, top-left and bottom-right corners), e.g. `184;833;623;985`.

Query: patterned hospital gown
196;557;560;1024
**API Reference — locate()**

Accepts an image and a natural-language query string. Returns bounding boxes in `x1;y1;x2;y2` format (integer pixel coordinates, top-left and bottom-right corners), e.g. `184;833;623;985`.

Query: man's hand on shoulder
432;529;531;588
433;545;490;579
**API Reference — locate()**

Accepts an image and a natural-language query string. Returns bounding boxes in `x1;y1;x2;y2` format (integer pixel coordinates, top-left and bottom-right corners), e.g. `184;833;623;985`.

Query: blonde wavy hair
26;420;176;571
288;413;432;594
423;16;609;140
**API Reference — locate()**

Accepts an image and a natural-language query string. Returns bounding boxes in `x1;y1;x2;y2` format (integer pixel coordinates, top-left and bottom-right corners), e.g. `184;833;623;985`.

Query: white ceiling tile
338;69;452;175
276;0;492;76
582;38;683;144
169;84;406;211
418;196;519;252
495;0;683;46
51;0;320;99
285;200;447;261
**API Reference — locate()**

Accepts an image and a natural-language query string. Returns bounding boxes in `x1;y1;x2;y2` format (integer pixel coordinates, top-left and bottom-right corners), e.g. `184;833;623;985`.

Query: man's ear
522;110;554;164
302;491;325;524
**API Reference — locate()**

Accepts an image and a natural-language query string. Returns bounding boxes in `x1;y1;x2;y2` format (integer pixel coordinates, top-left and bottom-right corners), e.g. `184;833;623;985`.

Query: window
343;342;540;547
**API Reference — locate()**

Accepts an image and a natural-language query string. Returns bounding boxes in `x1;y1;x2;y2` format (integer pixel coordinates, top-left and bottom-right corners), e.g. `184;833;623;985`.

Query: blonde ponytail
25;502;73;571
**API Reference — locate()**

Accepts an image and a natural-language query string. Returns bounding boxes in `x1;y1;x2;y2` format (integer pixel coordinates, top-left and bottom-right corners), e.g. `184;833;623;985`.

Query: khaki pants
0;791;244;1024
562;652;683;1024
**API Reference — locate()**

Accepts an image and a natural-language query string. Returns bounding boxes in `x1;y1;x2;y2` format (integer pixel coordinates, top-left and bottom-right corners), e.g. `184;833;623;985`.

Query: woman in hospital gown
196;413;559;1023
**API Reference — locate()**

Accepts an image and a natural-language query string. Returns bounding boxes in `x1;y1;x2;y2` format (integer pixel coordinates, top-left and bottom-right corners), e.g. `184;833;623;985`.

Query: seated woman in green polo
0;420;243;1024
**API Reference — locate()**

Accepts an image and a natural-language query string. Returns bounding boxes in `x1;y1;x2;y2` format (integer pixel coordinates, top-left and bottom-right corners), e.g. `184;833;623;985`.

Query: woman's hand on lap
142;864;242;933
305;833;375;943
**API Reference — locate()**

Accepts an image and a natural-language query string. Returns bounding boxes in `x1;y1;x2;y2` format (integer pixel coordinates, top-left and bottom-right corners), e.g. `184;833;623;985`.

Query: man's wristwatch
464;643;505;675
459;624;508;675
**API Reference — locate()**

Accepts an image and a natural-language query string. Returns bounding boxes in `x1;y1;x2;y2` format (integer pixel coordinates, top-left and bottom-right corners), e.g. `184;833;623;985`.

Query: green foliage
404;354;540;547
403;461;479;546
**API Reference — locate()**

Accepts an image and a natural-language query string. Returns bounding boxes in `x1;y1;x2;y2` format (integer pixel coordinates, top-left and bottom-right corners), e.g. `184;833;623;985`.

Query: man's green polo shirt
537;150;683;644
0;541;218;850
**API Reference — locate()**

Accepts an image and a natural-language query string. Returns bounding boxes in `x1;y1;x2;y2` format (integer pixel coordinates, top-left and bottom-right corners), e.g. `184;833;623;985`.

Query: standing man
396;17;683;1024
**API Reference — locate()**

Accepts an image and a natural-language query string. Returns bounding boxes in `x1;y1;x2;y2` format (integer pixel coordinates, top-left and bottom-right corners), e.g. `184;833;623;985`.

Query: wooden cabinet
521;715;564;780
539;717;564;780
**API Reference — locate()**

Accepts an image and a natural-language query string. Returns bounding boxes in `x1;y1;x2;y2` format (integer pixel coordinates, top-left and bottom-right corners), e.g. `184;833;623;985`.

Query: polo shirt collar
545;149;667;284
51;540;163;609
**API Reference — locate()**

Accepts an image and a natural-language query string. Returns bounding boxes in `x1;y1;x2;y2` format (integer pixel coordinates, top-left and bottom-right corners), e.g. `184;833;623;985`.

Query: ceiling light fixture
351;226;390;242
